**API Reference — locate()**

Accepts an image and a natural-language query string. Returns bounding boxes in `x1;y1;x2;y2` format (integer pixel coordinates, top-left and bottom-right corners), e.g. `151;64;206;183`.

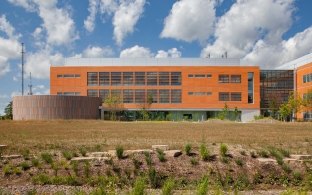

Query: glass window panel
171;72;181;86
123;89;134;103
219;74;229;83
75;74;80;78
231;75;241;83
111;72;121;86
147;72;158;86
135;89;145;103
111;89;122;99
57;74;63;78
63;74;75;78
123;72;134;86
99;89;110;100
248;72;254;103
219;92;230;101
99;72;110;86
135;72;145;86
87;72;98;86
159;89;170;103
159;72;169;85
188;74;194;78
206;74;212;78
87;89;98;97
171;89;181;103
231;92;242;101
147;89;158;103
194;74;205;78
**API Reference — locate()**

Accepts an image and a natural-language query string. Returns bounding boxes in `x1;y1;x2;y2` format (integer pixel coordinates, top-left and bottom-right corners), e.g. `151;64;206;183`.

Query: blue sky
0;0;312;114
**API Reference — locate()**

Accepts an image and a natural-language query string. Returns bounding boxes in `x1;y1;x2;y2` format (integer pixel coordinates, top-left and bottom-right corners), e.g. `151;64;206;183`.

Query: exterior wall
13;95;102;120
241;109;260;122
296;62;312;120
51;66;260;113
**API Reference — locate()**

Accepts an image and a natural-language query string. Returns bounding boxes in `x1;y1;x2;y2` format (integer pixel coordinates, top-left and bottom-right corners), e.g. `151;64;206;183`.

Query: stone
283;158;298;163
88;152;110;157
0;145;7;148
152;145;169;151
2;155;22;159
107;150;116;157
71;156;110;162
164;150;182;157
290;154;312;160
124;149;153;156
257;158;276;163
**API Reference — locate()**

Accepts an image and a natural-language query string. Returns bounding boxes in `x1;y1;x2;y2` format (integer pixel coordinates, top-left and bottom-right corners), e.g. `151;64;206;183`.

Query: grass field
1;120;312;154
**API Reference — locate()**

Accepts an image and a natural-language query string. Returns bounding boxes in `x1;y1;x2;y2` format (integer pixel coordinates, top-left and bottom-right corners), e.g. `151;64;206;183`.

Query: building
50;58;260;122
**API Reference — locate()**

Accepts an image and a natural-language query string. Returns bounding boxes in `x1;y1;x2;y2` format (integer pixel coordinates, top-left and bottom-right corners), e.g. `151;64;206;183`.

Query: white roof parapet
61;58;245;67
276;53;312;70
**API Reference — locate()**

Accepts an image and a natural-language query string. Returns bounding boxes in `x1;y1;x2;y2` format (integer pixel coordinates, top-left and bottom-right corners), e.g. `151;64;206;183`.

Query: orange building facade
50;58;261;122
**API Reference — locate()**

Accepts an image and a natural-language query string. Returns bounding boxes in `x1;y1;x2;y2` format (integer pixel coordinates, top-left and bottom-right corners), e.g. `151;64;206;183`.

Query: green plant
31;158;40;167
240;150;246;156
22;149;30;160
156;149;166;162
200;144;210;161
258;150;269;158
235;158;244;166
148;168;160;189
184;143;192;156
234;174;250;190
279;148;290;158
220;143;228;157
115;145;124;159
3;164;13;175
132;158;142;170
144;152;152;166
282;163;292;174
162;178;175;195
84;161;91;178
71;161;79;176
62;151;73;160
221;156;229;164
26;189;37;195
79;147;87;157
196;176;209;195
90;187;107;195
190;157;198;166
52;162;61;176
13;167;22;175
41;152;53;164
293;172;302;186
20;161;31;171
131;177;146;195
32;174;51;185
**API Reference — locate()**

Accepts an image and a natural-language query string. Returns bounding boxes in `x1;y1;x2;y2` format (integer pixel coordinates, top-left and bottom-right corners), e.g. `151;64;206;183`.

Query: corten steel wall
296;62;312;119
50;66;260;110
13;95;102;120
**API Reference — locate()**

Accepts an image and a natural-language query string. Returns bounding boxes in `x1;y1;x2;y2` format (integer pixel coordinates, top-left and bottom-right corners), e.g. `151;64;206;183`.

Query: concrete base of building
241;109;260;122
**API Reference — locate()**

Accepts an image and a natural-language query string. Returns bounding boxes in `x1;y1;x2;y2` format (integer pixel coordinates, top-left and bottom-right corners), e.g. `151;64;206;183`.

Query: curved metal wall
13;95;102;120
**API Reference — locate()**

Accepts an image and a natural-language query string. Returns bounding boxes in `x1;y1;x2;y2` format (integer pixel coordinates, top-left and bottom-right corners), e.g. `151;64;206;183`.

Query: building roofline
275;53;312;70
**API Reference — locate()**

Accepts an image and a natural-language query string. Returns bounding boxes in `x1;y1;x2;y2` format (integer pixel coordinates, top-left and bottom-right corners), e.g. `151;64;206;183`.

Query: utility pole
21;43;25;96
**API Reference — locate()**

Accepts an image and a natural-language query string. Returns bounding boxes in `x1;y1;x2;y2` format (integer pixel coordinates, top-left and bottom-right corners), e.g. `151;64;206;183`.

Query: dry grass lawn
0;120;312;154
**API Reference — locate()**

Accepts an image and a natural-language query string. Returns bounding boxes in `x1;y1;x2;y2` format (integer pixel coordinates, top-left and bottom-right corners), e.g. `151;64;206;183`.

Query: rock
283;158;298;163
2;155;22;159
71;156;110;162
152;145;169;151
124;149;153;156
290;154;312;160
88;152;110;157
0;145;7;148
257;158;276;163
107;150;116;157
164;150;182;157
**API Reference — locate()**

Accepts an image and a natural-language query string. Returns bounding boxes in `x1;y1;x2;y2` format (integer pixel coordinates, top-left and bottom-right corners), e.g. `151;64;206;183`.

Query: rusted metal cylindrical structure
13;95;102;120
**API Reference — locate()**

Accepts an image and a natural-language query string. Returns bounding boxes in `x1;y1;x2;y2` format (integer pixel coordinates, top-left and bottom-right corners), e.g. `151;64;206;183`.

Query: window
147;72;157;86
188;92;193;95
207;92;212;95
123;72;134;85
147;89;158;103
159;72;169;85
207;74;212;78
111;72;121;86
123;89;134;103
87;89;98;97
219;74;229;83
193;92;206;96
194;74;205;78
135;72;145;85
248;72;254;103
231;75;241;83
303;73;312;83
57;75;63;78
159;89;170;103
304;112;312;120
63;74;75;78
99;89;110;100
171;72;181;85
87;72;98;86
188;74;194;78
231;92;242;101
75;74;80;78
57;92;62;95
99;72;110;86
135;89;145;103
219;92;230;101
111;90;122;99
171;89;181;103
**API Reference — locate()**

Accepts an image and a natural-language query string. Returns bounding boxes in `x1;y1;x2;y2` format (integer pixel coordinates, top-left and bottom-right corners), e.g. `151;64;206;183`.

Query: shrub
220;143;228;157
84;161;91;178
20;161;31;171
279;148;290;158
31;158;40;167
240;150;246;156
258;150;269;158
269;148;284;165
66;175;82;186
79;147;87;157
13;167;22;175
235;158;244;167
3;164;13;175
32;174;51;185
144;152;152;166
90;187;106;195
41;152;53;164
62;151;73;160
115;145;124;159
21;149;30;160
293;172;302;186
71;161;79;176
26;189;37;195
190;157;198;166
200;144;210;161
184;144;192;156
131;177;146;195
234;174;250;190
162;178;175;195
52;162;61;176
156;149;166;162
282;163;292;174
196;176;209;195
132;158;142;170
221;157;229;164
148;168;160;189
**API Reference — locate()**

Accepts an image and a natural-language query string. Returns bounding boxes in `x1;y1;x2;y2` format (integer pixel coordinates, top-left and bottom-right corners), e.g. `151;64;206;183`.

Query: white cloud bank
120;45;182;58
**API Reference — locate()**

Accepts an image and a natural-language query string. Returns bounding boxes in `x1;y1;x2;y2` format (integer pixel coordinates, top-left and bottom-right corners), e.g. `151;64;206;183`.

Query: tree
137;93;153;121
278;103;291;122
287;92;304;121
3;101;13;120
268;97;279;119
233;107;240;121
103;95;123;120
302;90;312;110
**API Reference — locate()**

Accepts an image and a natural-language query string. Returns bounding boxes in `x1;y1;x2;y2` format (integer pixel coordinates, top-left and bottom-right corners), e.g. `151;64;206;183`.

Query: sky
0;0;312;114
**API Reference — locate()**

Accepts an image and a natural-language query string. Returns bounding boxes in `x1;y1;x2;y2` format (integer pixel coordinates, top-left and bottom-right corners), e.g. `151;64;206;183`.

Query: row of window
57;92;81;96
303;93;312;100
219;92;242;101
87;72;182;86
188;92;212;96
219;74;241;83
87;89;182;104
304;112;312;120
303;73;312;83
188;74;212;78
57;74;80;78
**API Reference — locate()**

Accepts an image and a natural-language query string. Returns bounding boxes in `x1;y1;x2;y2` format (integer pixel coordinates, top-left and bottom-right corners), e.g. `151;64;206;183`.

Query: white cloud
84;0;99;32
120;45;153;58
32;84;49;95
0;15;20;39
155;48;182;58
84;0;146;45
161;0;217;43
25;50;64;79
82;46;114;58
201;0;294;58
7;0;36;11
